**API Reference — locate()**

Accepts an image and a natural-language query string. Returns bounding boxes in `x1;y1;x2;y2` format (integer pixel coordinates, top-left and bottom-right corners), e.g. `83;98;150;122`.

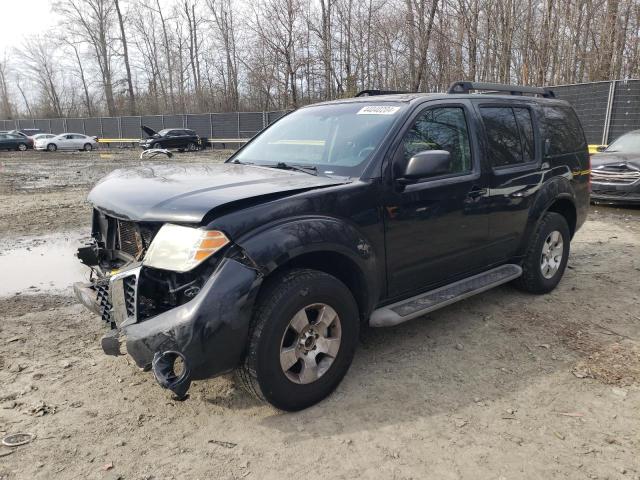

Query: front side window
399;106;472;176
232;102;406;177
481;106;535;167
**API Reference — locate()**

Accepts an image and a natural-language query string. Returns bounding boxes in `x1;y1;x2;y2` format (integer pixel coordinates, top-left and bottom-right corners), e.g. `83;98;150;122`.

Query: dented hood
88;163;346;223
592;152;640;170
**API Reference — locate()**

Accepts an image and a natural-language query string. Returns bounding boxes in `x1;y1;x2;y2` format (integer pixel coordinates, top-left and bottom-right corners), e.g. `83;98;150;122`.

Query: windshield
605;132;640;153
231;102;406;176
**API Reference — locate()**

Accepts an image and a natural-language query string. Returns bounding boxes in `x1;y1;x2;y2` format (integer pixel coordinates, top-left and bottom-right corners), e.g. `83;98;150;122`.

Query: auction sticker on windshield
357;106;401;115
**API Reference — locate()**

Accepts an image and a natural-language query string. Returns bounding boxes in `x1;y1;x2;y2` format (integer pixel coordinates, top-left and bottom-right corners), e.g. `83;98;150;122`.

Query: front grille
118;220;142;258
123;276;137;317
591;168;640;185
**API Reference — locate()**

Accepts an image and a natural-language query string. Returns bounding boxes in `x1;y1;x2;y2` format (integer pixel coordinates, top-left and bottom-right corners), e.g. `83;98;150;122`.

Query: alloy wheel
279;303;342;384
540;230;564;279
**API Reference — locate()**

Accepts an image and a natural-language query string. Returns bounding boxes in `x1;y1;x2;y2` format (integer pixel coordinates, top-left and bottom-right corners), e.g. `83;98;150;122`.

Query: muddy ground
0;150;639;479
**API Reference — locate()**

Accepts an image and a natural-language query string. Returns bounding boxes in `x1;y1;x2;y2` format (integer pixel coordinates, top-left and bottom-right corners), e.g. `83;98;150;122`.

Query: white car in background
38;133;98;152
32;134;56;150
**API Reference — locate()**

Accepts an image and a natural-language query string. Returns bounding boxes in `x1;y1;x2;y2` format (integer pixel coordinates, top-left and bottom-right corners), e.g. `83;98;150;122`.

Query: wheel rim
188;143;196;151
540;230;564;279
18;144;26;151
279;303;342;384
85;144;92;151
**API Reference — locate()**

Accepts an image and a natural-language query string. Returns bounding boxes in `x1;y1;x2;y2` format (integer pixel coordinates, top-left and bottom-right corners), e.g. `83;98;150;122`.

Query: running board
369;264;522;327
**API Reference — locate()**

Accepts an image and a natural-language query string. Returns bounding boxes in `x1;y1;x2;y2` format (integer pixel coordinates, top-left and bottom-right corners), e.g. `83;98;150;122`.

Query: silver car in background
32;134;56;150
37;133;98;152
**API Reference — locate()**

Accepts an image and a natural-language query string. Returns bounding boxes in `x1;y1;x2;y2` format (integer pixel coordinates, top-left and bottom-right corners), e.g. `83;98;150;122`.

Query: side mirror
596;145;607;152
401;150;451;181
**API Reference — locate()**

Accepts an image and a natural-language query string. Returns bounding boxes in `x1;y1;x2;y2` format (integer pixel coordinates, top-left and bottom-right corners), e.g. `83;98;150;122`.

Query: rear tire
236;269;359;411
515;212;570;294
47;143;57;152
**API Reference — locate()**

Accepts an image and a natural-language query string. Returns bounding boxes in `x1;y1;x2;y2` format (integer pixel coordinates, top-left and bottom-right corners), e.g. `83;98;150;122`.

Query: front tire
17;143;27;151
83;143;92;151
186;142;198;152
47;143;57;152
236;269;359;411
515;212;570;294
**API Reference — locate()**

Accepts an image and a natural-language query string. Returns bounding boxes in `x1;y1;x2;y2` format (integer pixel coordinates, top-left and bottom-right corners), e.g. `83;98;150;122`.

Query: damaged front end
591;158;640;204
74;208;262;398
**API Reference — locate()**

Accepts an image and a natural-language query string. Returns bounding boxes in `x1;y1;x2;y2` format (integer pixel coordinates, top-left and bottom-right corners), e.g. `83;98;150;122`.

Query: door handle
467;187;487;198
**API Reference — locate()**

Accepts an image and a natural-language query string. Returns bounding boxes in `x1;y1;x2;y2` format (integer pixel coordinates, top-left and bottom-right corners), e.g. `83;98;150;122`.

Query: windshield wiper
270;162;319;176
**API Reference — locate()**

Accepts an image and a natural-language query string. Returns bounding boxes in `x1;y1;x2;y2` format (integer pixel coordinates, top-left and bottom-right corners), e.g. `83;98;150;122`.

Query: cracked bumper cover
75;257;262;380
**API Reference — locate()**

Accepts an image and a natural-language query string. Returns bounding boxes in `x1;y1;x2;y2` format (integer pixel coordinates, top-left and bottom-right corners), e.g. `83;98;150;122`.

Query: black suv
140;126;201;151
75;82;590;411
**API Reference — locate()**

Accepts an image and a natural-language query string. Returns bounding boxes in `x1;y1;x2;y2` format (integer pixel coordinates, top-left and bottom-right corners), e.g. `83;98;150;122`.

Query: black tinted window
542;106;586;155
401;106;472;175
514;108;535;162
481;107;524;167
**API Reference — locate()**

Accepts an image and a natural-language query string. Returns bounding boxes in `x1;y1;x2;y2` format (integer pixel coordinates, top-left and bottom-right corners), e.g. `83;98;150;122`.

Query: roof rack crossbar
447;81;555;98
355;89;410;97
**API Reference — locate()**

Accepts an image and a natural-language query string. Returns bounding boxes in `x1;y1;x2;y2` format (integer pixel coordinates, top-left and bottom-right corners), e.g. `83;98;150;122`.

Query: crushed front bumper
74;257;262;394
591;181;640;205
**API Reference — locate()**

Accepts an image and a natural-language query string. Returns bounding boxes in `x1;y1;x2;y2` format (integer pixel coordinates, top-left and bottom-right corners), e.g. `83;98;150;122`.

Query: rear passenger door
474;101;542;263
166;130;182;148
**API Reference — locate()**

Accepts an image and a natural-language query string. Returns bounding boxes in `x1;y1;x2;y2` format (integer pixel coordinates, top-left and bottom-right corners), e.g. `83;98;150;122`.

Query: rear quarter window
542;106;586;155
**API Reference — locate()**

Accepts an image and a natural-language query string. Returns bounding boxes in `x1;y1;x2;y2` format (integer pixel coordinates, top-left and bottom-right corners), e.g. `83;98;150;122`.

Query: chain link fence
1;80;638;145
0;111;289;140
552;79;640;145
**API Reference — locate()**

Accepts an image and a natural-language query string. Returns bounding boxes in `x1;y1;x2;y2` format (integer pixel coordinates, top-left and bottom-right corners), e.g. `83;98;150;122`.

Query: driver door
383;102;491;298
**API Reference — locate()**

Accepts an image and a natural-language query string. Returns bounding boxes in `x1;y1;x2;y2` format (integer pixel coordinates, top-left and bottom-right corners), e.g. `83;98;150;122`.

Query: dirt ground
1;150;639;480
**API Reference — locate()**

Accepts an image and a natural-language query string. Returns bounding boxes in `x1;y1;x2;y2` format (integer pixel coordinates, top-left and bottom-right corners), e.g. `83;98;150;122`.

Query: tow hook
152;351;192;400
101;329;124;356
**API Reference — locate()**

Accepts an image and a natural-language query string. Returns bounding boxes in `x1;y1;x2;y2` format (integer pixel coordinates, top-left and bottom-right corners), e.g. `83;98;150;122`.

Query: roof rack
355;89;411;97
447;81;555;98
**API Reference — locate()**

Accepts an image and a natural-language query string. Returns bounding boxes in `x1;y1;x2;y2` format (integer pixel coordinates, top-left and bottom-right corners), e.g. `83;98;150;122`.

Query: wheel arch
516;177;578;257
233;216;380;321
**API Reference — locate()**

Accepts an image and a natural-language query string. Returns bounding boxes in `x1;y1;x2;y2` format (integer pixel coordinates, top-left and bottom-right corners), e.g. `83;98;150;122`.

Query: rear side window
480;106;535;167
542;106;586;155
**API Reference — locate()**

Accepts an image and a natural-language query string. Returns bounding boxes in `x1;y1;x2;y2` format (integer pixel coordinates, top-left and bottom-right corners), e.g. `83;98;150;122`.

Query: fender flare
233;215;380;314
517;175;577;256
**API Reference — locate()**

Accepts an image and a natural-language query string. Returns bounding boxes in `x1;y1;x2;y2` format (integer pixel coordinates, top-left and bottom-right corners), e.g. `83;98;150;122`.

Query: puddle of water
0;232;92;297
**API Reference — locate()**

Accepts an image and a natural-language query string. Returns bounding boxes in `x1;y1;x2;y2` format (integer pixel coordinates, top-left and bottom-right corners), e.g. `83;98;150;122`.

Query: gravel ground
0;150;639;479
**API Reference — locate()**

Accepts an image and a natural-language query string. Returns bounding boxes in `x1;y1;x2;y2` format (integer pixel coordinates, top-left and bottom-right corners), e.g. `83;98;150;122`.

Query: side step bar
369;264;522;327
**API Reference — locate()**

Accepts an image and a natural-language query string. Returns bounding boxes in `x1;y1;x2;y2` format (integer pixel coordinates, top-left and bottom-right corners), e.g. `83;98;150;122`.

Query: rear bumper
74;257;262;380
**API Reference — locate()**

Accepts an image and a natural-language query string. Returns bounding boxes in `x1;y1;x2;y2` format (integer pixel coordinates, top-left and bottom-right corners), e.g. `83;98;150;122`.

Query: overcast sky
0;0;53;54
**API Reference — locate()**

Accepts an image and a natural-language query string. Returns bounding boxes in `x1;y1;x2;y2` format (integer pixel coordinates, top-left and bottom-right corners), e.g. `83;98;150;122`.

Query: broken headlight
143;224;229;273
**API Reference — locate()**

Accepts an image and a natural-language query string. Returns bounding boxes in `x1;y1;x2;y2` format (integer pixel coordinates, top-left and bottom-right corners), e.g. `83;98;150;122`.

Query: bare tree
0;56;12;119
56;0;118;115
115;0;136;114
